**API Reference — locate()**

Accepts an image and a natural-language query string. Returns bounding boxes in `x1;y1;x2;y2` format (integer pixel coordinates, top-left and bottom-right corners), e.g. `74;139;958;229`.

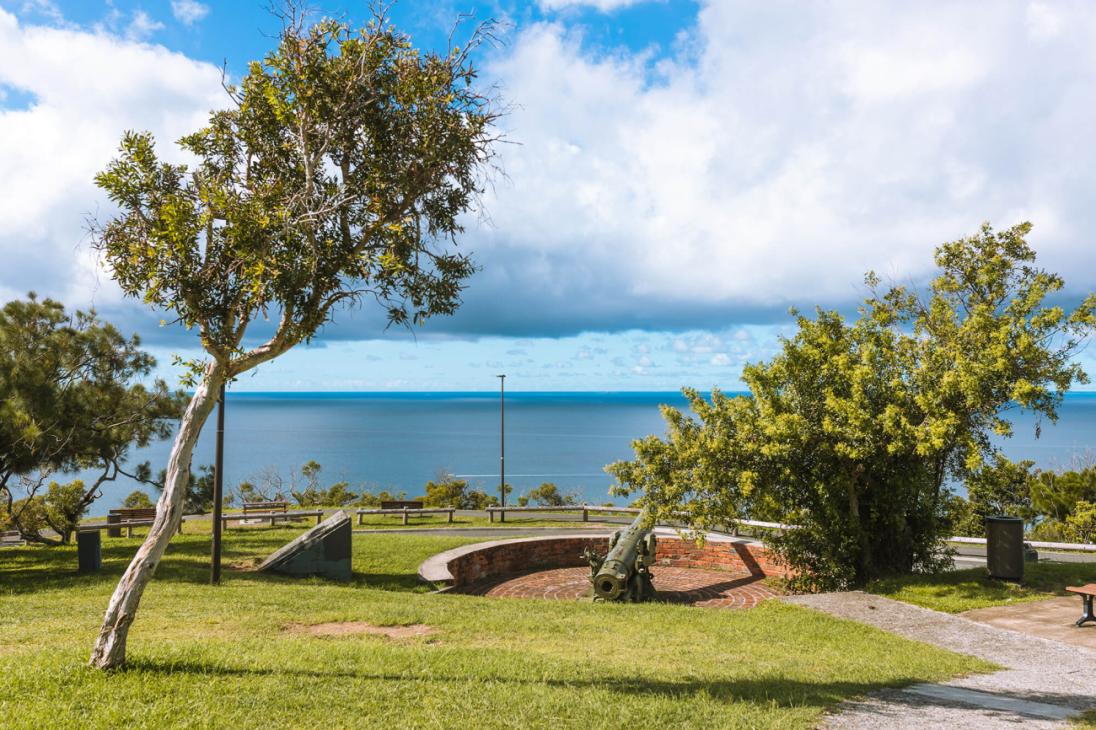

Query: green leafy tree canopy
610;223;1096;590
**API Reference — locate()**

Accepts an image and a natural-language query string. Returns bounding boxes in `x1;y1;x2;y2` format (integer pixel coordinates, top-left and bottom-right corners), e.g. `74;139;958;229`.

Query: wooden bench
107;508;163;537
355;507;454;525
1067;584;1096;627
243;501;289;515
380;500;424;510
100;508;185;538
1;530;25;547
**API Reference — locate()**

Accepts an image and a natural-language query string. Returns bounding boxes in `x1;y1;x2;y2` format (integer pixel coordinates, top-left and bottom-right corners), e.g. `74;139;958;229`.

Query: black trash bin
77;530;102;573
986;515;1024;581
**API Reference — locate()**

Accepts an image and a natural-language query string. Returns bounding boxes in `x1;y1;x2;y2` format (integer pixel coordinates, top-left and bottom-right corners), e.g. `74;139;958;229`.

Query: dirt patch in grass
285;622;436;639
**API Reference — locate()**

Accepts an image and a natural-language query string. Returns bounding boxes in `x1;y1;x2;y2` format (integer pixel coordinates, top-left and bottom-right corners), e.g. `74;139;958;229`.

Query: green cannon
583;512;657;602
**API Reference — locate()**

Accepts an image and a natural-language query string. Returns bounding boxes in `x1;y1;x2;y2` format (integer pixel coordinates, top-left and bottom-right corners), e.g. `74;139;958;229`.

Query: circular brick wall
418;530;793;588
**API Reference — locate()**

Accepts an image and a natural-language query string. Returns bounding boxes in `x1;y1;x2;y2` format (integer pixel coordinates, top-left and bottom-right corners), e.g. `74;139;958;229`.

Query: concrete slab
257;510;352;581
963;596;1096;650
903;683;1076;720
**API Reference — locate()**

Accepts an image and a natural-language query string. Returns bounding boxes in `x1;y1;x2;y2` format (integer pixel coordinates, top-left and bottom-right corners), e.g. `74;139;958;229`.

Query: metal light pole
210;382;226;585
497;374;506;523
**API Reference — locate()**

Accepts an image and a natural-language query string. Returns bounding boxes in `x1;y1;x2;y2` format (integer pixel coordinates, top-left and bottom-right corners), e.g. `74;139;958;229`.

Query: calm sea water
66;391;1096;513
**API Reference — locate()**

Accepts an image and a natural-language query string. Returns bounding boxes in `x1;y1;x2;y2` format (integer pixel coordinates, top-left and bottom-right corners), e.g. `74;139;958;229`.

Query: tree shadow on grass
117;656;1019;713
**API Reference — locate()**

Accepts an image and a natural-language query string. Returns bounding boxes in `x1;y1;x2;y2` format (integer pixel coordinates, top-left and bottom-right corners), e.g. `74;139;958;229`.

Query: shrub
122;490;153;509
422;477;498;509
524;482;576;507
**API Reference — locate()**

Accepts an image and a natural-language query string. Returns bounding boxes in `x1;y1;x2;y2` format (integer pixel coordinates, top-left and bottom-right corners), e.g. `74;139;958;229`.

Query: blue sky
2;0;1096;390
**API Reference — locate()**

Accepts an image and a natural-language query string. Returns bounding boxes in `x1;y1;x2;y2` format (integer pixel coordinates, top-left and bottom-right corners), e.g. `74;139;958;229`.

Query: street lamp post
497;374;505;523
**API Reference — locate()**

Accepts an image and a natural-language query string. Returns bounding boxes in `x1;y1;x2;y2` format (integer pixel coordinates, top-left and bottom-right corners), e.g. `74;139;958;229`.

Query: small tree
961;455;1037;536
122;491;153;509
291;461;324;506
1065;500;1096;544
0;295;184;544
88;7;499;668
610;223;1096;590
525;482;575;507
422;476;497;509
1032;463;1096;523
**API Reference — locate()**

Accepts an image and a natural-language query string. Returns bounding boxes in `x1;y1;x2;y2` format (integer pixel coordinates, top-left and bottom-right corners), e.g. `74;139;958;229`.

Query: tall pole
210;381;225;585
497;374;505;523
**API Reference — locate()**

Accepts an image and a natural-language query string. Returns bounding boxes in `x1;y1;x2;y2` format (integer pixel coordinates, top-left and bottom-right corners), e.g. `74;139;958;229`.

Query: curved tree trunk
89;362;225;670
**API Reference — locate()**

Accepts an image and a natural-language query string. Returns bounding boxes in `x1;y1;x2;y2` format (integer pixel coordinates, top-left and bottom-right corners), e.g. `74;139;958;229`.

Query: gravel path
782;591;1096;728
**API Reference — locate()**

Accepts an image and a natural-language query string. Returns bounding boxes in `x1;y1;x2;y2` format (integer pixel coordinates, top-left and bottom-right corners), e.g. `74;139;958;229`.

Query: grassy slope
867;562;1096;613
1;526;991;729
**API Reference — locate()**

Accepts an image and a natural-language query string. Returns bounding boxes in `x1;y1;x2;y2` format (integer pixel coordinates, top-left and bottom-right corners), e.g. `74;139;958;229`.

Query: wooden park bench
1;530;25;547
107;507;168;537
243;500;289;515
1067;584;1096;627
380;500;424;510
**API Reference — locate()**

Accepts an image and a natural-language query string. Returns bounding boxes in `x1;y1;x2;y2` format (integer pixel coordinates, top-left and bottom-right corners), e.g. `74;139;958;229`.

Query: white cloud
457;1;1096;336
171;0;210;26
0;9;225;308
125;10;163;41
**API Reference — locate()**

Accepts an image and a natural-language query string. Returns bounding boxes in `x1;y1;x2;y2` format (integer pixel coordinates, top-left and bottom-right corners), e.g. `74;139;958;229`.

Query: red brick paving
450;566;779;609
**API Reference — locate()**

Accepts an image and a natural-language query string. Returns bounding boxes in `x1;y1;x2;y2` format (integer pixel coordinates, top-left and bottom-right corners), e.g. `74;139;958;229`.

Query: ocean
63;391;1096;513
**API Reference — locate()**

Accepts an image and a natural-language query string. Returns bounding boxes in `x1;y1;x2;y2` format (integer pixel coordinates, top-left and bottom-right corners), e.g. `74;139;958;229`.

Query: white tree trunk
89;363;225;669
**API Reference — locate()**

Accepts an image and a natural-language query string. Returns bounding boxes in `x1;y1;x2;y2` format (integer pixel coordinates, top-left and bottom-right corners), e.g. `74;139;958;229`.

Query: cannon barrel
590;511;656;601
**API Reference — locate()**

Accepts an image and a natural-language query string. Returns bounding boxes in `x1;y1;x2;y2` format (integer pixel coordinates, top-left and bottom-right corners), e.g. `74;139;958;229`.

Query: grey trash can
77;530;102;573
986;515;1024;581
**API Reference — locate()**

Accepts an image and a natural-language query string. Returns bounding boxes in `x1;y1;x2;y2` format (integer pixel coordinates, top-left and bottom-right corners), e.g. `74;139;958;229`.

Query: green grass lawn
867;561;1096;613
1;527;992;728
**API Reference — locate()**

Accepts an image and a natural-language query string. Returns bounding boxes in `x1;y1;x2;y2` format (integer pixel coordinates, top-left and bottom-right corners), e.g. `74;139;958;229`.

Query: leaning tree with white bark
88;8;499;669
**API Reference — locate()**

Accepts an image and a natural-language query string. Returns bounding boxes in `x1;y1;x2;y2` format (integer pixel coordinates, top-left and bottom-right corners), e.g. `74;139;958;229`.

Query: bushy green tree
524;482;575;507
0;295;184;544
1065;500;1096;544
122;490;153;509
87;5;499;668
323;481;357;507
1032;464;1096;523
4;480;87;542
610;223;1096;590
357;489;409;507
958;455;1037;536
422;476;497;509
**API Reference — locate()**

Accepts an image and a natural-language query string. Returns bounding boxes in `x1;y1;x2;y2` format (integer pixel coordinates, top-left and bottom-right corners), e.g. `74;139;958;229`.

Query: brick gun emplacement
583;511;657;602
